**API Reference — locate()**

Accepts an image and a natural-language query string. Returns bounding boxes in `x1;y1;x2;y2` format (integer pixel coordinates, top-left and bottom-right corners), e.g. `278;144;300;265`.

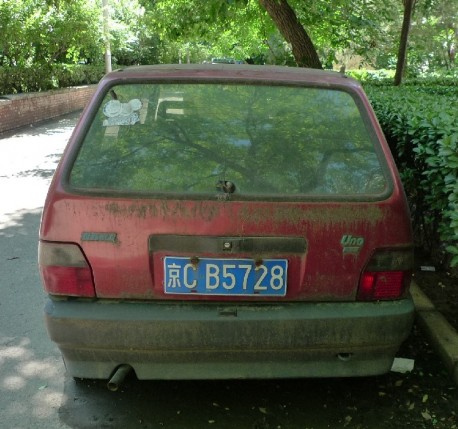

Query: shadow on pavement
0;111;81;140
59;325;458;429
0;209;66;427
61;375;374;429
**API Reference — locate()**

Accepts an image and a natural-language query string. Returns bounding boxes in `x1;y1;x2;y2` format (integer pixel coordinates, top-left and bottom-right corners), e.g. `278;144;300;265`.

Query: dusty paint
238;205;384;228
103;200;383;227
104;201;222;222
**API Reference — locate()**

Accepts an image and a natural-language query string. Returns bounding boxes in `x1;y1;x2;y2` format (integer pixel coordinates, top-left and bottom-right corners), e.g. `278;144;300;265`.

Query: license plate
164;257;287;296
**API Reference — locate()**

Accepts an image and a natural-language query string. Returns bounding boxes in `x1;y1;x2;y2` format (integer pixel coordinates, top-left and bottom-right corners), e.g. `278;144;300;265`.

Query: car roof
101;64;361;90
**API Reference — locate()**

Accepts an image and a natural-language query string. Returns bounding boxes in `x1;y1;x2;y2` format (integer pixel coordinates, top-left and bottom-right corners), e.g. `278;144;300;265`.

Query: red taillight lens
38;242;95;297
359;271;407;300
357;249;413;301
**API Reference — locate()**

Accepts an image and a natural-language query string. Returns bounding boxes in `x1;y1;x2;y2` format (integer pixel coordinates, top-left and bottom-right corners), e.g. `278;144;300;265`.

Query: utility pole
102;0;112;74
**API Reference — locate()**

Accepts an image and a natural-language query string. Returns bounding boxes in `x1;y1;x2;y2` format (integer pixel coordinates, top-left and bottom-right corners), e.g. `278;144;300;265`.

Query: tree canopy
0;0;456;74
0;0;101;66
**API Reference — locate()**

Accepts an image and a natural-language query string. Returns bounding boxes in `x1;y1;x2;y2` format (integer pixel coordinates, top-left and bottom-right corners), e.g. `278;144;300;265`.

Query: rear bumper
44;298;414;380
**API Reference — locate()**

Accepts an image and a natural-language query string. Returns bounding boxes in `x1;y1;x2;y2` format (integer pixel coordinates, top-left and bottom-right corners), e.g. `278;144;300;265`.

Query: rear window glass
69;83;388;197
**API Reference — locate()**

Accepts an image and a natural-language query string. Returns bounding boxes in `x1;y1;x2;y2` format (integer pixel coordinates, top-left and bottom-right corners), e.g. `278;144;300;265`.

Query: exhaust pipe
107;364;132;391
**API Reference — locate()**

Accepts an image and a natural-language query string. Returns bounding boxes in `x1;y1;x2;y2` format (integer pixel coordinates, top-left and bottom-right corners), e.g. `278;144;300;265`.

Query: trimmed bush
0;64;106;95
366;83;458;268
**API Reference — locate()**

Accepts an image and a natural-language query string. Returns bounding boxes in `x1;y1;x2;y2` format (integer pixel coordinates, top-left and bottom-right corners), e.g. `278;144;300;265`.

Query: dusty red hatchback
39;64;414;383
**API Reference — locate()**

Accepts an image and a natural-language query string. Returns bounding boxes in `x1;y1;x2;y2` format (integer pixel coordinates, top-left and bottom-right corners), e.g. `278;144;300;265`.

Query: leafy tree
141;0;327;66
0;0;38;66
139;0;457;74
141;0;270;63
2;0;456;90
140;0;406;69
107;0;162;65
39;1;102;64
410;0;458;71
0;0;164;72
0;0;101;66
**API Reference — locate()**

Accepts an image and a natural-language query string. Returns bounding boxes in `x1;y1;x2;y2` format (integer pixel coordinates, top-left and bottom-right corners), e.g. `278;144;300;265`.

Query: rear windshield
69;83;388;197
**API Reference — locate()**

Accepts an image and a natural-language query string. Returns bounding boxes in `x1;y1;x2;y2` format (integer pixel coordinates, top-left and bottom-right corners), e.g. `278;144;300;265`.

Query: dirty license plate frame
164;257;287;296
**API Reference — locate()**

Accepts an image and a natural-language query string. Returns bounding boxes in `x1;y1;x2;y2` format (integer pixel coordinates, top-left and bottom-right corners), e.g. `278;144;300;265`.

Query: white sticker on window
102;99;142;126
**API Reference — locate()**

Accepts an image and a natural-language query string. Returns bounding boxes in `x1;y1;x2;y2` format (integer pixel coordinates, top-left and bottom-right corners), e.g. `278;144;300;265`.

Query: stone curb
411;281;458;385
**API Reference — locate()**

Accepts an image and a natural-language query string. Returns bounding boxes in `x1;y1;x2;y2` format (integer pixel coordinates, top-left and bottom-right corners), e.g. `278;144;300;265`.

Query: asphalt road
0;113;457;429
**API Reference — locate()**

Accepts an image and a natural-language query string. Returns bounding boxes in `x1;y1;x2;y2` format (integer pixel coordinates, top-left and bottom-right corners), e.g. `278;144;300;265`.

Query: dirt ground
413;251;458;332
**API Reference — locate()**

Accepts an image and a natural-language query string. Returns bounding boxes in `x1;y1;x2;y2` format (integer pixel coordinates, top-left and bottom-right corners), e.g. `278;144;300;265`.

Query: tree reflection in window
70;83;387;197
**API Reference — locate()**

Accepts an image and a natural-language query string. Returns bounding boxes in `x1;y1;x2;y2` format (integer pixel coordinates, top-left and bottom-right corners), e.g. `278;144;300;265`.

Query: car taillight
38;241;95;297
357;248;413;301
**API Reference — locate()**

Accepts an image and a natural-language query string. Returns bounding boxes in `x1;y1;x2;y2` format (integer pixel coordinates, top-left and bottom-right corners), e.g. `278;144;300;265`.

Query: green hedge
348;69;458;88
0;64;106;95
366;84;458;268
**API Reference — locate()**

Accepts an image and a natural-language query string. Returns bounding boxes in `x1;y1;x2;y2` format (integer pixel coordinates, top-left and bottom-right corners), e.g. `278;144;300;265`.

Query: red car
39;65;414;383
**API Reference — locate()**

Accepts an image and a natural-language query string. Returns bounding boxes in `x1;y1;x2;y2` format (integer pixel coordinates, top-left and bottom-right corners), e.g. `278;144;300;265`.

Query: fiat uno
39;65;414;381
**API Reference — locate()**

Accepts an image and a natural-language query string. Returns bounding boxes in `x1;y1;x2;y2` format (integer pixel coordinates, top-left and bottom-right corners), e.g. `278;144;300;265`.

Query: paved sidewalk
411;282;458;385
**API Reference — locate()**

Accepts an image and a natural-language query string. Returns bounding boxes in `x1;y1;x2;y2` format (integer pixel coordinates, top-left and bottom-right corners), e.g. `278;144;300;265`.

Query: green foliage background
365;79;458;267
0;64;105;94
1;0;456;95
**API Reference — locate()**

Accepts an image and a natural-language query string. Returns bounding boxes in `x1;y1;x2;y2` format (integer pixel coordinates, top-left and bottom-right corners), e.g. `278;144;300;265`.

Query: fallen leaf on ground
421;411;432;421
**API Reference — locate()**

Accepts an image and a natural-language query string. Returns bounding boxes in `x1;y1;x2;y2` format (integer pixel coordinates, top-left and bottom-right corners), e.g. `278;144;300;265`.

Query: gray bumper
44;298;414;380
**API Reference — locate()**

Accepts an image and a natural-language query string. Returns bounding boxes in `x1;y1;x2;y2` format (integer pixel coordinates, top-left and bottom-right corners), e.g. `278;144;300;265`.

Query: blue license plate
164;257;287;296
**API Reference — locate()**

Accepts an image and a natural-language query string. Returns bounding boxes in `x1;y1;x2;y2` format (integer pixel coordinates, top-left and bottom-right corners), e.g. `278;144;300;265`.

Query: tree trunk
259;0;322;69
394;0;416;86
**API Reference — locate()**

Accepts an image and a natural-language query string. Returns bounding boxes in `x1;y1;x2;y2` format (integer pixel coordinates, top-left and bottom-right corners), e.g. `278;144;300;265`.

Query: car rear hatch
39;66;413;303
